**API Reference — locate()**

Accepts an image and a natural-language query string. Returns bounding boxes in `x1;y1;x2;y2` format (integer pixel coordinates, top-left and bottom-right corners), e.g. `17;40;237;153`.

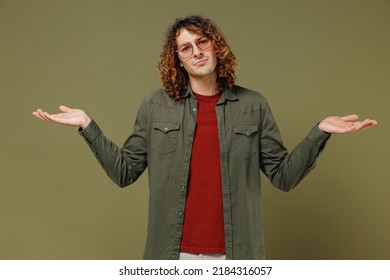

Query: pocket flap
233;124;258;136
153;121;181;133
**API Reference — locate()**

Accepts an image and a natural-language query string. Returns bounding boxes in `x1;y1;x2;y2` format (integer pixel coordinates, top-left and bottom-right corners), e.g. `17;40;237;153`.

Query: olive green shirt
79;85;330;260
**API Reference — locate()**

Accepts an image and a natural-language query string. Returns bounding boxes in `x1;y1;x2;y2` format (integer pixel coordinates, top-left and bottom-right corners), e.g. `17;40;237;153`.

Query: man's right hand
32;105;91;129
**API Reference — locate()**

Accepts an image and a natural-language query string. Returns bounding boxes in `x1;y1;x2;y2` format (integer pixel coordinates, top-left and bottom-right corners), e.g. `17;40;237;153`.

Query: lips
193;58;208;66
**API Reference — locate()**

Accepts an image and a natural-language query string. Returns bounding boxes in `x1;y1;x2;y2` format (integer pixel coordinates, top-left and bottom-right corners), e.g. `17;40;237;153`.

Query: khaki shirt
80;85;330;259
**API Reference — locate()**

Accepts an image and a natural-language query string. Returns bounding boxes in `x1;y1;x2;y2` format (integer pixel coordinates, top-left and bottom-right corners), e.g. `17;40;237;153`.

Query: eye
179;44;191;53
198;38;209;46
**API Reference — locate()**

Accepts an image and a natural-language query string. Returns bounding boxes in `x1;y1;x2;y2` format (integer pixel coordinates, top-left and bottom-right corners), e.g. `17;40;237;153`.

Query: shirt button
192;108;197;112
184;157;189;162
164;127;168;131
181;185;186;190
188;130;193;136
178;211;183;216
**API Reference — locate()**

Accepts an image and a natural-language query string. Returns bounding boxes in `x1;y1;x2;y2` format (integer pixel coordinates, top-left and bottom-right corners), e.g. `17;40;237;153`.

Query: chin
195;68;215;77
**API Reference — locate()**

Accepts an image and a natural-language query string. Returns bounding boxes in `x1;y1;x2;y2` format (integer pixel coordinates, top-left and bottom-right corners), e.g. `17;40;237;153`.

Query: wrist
318;121;328;133
80;115;91;130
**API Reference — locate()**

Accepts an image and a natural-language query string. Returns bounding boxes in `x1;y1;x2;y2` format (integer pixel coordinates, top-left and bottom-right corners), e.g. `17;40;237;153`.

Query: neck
189;75;218;96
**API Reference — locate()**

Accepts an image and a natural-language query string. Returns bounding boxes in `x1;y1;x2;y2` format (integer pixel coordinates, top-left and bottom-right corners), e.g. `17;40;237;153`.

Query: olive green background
0;0;389;259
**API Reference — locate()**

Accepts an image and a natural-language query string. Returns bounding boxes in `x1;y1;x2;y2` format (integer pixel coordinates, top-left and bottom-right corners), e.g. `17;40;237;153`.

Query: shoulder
231;85;269;109
143;88;176;107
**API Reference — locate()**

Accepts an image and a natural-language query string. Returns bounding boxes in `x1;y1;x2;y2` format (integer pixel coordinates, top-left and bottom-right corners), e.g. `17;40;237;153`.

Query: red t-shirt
180;93;225;254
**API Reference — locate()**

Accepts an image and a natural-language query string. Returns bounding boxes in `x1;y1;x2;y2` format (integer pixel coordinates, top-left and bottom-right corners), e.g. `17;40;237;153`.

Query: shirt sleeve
259;102;331;191
79;101;148;187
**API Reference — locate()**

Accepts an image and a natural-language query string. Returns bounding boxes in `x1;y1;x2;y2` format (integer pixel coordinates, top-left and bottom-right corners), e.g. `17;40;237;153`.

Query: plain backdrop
0;0;389;259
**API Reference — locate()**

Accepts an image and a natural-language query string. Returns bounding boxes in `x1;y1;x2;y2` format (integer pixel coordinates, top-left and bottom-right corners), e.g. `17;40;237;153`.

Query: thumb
59;105;71;113
341;114;359;122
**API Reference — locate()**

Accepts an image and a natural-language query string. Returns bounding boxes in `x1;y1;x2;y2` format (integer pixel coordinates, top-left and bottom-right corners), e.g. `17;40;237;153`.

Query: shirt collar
182;85;238;103
220;87;239;103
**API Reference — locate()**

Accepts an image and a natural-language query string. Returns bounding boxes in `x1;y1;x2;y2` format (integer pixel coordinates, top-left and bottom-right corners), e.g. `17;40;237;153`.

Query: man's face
176;28;218;81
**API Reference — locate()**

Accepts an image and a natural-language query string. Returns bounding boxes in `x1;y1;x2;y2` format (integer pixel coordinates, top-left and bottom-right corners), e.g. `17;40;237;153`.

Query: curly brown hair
158;15;237;100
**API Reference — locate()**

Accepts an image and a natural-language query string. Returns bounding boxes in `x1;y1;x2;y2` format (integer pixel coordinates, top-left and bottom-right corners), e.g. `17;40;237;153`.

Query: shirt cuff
78;119;101;144
308;124;331;145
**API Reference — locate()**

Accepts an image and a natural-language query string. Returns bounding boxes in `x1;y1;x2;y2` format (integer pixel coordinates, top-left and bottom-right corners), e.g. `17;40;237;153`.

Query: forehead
176;28;202;45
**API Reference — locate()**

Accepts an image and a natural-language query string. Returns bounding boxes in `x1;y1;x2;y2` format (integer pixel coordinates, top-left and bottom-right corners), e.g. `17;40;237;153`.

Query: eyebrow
177;42;191;48
177;35;207;48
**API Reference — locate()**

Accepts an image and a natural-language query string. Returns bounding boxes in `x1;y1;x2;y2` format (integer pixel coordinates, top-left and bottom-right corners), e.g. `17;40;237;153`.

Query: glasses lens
196;36;212;50
177;43;193;59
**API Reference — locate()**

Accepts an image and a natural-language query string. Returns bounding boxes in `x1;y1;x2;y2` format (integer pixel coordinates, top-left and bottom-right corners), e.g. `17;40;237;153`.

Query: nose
192;44;204;57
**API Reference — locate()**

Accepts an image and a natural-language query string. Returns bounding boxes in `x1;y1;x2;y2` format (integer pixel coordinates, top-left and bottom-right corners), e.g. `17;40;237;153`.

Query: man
32;15;377;260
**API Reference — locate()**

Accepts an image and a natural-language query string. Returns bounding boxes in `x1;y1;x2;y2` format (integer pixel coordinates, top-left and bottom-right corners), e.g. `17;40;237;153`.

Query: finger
42;111;57;122
59;105;70;113
351;120;367;131
35;109;53;122
359;119;378;130
350;119;377;132
367;119;378;126
32;111;46;121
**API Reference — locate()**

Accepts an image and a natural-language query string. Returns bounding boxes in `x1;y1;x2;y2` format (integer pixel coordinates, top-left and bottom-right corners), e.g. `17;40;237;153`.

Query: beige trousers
179;252;226;260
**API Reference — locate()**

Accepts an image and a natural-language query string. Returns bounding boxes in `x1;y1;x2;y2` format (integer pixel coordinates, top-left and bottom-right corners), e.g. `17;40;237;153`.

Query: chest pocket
233;123;259;159
152;121;181;155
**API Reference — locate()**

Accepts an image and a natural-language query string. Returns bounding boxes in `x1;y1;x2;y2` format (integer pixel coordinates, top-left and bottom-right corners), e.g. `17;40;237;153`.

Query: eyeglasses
176;35;213;59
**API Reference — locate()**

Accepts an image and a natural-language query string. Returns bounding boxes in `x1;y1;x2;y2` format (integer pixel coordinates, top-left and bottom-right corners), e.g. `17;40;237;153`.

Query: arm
79;118;148;187
32;104;148;187
259;106;377;191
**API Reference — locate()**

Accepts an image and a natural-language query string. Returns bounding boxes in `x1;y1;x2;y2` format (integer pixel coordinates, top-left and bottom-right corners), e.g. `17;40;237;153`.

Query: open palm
32;105;91;129
318;114;377;134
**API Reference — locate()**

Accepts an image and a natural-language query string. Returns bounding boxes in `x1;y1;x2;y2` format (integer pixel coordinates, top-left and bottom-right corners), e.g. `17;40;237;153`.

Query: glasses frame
176;35;213;59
